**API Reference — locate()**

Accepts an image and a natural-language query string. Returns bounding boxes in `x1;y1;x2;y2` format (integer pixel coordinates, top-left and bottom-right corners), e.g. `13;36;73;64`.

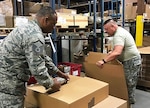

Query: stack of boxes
0;0;14;28
124;0;150;20
0;1;37;29
0;1;88;29
25;75;127;108
25;52;130;108
56;8;88;28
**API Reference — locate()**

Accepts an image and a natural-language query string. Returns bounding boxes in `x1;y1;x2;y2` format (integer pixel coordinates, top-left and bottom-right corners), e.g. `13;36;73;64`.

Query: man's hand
51;78;61;92
57;71;70;81
96;60;105;68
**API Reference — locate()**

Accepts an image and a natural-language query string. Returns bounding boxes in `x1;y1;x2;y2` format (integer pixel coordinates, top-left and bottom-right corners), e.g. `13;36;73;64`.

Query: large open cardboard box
84;52;129;106
25;75;109;108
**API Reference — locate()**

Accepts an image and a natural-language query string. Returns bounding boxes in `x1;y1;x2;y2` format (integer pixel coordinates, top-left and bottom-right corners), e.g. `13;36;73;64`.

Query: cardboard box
29;2;49;14
0;0;14;28
0;15;14;28
0;0;13;16
125;3;137;20
138;46;150;54
125;0;137;4
0;14;6;27
83;52;129;103
14;16;33;27
12;1;50;16
143;4;150;19
56;12;74;28
74;15;88;28
56;8;77;15
5;16;14;28
14;1;35;16
92;95;127;108
25;75;109;108
56;13;88;28
136;0;145;15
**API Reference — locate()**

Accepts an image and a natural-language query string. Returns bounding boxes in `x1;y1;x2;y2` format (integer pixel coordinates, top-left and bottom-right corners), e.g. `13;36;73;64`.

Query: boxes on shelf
0;0;13;16
74;14;88;28
0;0;14;28
56;12;74;28
15;1;49;15
125;3;137;20
56;13;88;28
125;0;137;4
25;75;109;108
56;8;77;15
0;15;14;28
143;4;150;19
58;62;82;76
15;1;35;16
14;16;33;27
0;0;35;28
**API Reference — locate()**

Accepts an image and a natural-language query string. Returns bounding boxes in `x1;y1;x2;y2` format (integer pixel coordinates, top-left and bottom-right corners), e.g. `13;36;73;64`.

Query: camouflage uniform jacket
0;20;59;96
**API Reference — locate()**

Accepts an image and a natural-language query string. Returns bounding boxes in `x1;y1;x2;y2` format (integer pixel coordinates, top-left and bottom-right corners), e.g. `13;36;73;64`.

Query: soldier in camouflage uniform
0;6;69;108
96;19;142;105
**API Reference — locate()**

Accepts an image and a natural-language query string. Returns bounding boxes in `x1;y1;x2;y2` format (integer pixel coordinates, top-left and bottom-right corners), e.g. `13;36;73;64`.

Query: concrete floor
132;88;150;108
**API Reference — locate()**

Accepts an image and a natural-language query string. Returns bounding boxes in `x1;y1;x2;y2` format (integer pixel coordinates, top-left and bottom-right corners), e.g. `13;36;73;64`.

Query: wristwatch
102;59;107;63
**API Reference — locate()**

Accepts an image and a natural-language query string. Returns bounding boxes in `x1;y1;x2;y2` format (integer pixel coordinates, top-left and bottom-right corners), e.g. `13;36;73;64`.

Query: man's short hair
36;6;56;18
103;19;113;25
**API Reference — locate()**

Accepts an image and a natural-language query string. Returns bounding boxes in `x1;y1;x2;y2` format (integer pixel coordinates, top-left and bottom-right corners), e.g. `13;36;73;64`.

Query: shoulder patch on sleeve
32;40;44;55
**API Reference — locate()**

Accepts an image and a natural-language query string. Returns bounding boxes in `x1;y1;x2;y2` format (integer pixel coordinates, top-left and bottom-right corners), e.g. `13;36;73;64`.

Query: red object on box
27;76;37;85
58;62;82;76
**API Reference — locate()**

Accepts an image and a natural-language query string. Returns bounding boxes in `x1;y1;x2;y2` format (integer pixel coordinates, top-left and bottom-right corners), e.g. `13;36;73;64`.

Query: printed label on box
64;66;71;74
0;14;6;26
57;17;66;24
72;70;79;76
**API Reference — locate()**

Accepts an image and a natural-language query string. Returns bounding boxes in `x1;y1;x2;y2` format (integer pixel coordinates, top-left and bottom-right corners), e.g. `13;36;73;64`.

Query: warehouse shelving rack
86;0;125;53
49;0;58;65
12;0;125;64
68;0;125;52
57;0;125;62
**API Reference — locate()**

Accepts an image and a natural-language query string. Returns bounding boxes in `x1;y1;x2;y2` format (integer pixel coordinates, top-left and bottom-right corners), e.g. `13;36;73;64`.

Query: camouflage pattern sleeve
25;34;54;89
44;55;60;75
